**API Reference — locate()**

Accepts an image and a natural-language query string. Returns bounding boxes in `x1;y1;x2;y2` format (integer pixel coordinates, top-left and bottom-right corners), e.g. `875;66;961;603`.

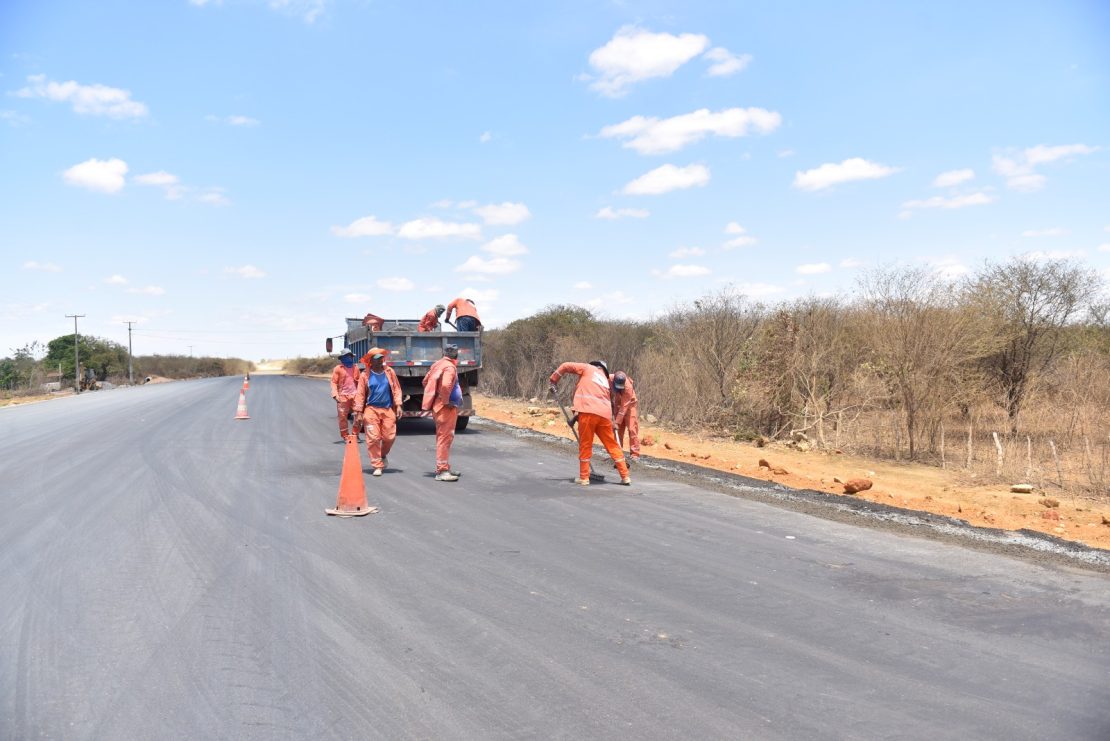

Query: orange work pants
336;397;360;438
618;408;640;457
434;406;458;473
576;412;629;479
362;406;397;470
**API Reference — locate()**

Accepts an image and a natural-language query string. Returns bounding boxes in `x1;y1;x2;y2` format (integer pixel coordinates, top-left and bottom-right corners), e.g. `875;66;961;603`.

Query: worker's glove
569;414;579;427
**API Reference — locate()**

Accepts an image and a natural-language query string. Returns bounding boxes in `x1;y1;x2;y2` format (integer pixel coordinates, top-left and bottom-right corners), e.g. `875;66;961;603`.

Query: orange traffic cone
326;436;378;517
242;375;250;390
235;390;250;420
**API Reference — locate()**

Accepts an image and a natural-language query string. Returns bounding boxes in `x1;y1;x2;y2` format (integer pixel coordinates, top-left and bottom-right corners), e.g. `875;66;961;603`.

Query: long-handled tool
550;387;605;482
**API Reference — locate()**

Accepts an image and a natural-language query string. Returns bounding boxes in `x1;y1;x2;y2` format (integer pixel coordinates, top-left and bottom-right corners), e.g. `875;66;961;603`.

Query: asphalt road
2;375;1108;740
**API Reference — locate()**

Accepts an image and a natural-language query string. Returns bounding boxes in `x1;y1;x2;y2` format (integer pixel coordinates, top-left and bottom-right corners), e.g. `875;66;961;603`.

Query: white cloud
777;149;795;158
669;246;705;258
653;264;711;279
479;131;492;143
599;107;781;155
933;168;974;188
62;157;128;193
455;255;522;275
1021;249;1087;261
197;189;230;207
901;192;995;211
268;0;328;23
17;74;148;118
344;293;372;304
993;144;1099;191
722;236;758;250
104;274;128;285
133;171;179;187
377;277;415;291
1;110;31;126
793;158;899;191
1098;243;1110;253
573;281;593;290
702;47;751;77
796;262;831;275
224;265;266;279
23;261;62;272
481;234;528;256
585;26;710;96
228;115;259;126
724;222;746;234
596;206;650;220
430;199;454;209
399;217;482;240
127;285;166;295
924;256;969;280
623;163;710;195
1021;227;1069;238
839;258;865;268
331;215;394;238
457;200;478;209
583;290;635;309
459;287;500;304
473;201;531;225
733;282;783;298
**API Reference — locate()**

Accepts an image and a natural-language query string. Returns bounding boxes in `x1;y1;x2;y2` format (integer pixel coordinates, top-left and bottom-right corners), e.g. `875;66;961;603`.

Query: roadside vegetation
1;334;254;400
482;258;1110;498
284;356;335;375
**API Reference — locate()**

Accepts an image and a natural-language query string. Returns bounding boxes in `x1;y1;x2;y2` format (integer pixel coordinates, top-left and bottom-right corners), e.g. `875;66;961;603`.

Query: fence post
966;423;973;470
940;423;946;470
1025;436;1032;480
1049;439;1062;487
992;432;1004;476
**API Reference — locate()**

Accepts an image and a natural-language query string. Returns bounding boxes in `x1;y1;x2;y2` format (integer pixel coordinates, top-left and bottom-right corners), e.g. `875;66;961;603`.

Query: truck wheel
455;415;470;432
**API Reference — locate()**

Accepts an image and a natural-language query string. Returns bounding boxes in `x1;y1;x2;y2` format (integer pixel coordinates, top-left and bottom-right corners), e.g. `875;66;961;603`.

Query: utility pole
124;321;135;384
188;345;193;357
65;314;85;393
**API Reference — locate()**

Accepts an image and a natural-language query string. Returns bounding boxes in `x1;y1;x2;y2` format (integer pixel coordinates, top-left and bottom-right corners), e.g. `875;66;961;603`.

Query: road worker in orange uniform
418;304;446;332
353;347;403;477
362;313;385;331
611;371;640;461
444;297;482;332
422;344;463;481
549;360;631;486
329;349;362;441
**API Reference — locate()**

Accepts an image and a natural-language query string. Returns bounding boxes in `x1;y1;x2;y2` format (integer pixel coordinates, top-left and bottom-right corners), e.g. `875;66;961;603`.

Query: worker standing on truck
549;360;631;486
611;371;640;461
444;297;482;332
330;349;362;441
418;304;446;332
362;313;385;331
353;347;403;476
422;344;462;481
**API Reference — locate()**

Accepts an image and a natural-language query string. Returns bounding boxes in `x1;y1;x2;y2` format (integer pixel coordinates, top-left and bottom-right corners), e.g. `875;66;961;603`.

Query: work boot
573;477;590;486
372;468;382;477
435;471;460;482
620;476;632;486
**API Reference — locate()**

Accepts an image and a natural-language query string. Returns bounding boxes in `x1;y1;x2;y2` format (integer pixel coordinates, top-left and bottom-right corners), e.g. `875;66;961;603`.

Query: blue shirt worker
353;347;404;476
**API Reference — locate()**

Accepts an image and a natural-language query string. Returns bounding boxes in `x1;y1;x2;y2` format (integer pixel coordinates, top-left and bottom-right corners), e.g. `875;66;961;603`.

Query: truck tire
455;415;470;432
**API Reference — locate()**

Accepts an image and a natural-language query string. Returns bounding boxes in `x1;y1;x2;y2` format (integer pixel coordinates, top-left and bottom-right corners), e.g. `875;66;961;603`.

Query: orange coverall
330;363;362;438
362;313;385;331
444;298;480;324
353;365;403;470
422;356;460;473
613;375;640;458
417;308;441;332
550;362;629;480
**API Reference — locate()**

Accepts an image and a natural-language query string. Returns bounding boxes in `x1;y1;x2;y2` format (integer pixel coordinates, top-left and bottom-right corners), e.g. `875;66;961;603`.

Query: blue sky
2;0;1108;360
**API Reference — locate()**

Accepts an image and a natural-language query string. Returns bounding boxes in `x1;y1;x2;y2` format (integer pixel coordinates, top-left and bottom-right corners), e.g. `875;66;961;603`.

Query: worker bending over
353;347;403;476
550;360;631;486
444;297;481;332
329;349;362;441
418;304;446;332
611;371;640;461
423;344;463;481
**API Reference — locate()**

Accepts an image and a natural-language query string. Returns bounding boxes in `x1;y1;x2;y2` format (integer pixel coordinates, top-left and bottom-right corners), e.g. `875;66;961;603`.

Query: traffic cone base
235;390;250;420
326;436;378;517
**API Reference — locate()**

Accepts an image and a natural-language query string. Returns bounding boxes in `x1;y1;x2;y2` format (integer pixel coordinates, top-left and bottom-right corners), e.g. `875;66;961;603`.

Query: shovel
550;387;605;482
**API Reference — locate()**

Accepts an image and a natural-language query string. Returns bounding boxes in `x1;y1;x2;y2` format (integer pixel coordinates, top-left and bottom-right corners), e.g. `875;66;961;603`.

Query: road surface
1;375;1108;740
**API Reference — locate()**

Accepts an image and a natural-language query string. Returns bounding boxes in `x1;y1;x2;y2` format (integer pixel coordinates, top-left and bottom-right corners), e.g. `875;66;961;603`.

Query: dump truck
328;317;480;431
